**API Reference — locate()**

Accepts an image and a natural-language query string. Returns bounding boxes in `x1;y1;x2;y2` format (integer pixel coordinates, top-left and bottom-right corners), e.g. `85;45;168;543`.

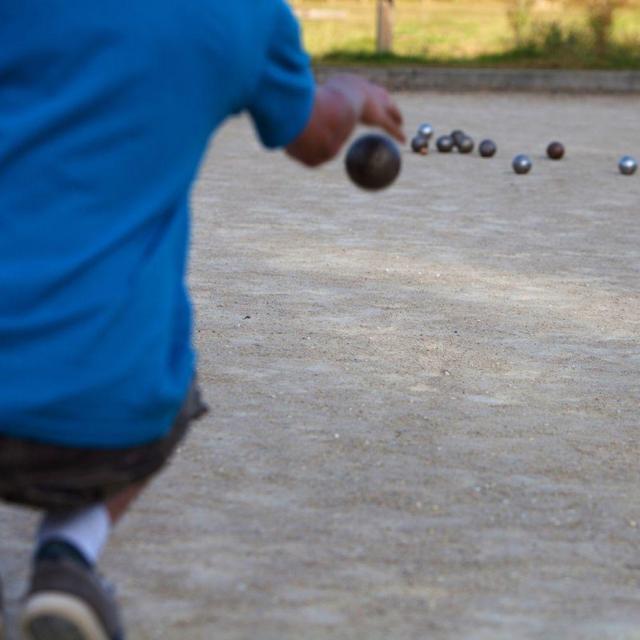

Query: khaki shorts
0;380;208;512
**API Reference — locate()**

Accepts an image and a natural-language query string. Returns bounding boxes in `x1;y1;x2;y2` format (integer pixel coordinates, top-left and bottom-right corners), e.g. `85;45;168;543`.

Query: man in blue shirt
0;1;404;638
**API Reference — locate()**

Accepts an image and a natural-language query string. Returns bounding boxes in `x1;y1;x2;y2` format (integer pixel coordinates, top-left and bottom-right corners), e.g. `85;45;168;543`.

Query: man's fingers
382;115;406;144
384;102;405;142
388;102;403;127
372;104;406;143
358;82;406;143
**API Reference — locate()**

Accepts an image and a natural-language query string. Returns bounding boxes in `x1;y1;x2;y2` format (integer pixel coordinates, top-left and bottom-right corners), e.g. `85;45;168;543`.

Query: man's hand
346;77;405;143
286;74;405;167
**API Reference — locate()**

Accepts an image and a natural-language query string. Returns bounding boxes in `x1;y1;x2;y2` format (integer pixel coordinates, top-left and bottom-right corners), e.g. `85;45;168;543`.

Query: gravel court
1;92;640;639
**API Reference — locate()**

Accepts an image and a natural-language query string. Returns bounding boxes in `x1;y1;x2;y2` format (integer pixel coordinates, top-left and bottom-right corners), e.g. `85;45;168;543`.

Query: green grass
317;41;640;70
292;0;640;69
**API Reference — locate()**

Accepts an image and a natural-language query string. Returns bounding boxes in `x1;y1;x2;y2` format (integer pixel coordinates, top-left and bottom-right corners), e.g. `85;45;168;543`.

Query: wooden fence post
376;0;394;53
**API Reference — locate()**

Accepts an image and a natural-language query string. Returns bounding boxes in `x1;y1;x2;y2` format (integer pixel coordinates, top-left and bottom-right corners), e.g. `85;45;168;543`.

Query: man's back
0;0;314;447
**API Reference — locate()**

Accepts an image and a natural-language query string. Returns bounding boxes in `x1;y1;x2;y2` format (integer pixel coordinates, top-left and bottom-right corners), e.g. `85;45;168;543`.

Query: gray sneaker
20;554;124;640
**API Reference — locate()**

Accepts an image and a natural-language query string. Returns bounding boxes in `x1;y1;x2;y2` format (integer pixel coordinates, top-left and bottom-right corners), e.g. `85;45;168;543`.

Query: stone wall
314;65;640;93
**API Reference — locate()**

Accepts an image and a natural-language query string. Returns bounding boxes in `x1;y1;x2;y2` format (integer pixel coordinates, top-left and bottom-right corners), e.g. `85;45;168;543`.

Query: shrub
567;0;629;55
506;0;537;46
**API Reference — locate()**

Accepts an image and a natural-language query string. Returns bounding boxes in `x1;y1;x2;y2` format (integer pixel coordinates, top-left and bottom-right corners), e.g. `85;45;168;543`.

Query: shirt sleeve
247;0;315;149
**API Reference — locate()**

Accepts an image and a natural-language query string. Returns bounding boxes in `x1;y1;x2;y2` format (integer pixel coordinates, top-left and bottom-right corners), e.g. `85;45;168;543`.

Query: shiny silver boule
417;123;434;140
512;154;532;175
619;155;637;176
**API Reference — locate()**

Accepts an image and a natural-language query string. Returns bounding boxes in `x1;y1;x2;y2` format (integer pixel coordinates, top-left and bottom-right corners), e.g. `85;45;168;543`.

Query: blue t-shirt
0;0;315;447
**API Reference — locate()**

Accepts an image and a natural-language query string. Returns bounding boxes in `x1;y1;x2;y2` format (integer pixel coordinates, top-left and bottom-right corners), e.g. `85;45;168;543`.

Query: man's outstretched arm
286;74;405;168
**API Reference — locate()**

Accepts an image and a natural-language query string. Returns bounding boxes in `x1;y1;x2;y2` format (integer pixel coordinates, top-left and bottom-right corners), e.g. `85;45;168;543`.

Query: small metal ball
512;154;532;175
619;155;637;176
411;135;429;155
451;130;466;147
417;123;434;140
457;136;475;154
436;135;454;153
547;141;565;160
479;139;497;158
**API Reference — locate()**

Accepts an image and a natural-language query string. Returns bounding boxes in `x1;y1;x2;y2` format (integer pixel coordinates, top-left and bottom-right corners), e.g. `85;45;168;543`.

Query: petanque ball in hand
345;134;401;191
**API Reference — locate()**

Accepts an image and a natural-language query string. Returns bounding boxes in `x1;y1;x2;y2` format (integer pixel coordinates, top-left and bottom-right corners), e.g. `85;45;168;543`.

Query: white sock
37;503;111;566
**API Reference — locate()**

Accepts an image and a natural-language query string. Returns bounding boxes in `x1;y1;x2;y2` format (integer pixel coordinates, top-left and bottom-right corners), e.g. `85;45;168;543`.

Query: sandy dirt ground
1;93;640;640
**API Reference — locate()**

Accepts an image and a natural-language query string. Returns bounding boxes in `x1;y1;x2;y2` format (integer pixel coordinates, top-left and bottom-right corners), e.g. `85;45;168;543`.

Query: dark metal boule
457;136;475;154
436;135;454;153
345;134;402;191
479;139;497;158
547;141;565;160
411;134;430;155
451;129;466;147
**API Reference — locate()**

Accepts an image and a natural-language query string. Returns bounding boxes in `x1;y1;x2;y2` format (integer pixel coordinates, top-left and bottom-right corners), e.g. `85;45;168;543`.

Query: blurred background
291;0;640;68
